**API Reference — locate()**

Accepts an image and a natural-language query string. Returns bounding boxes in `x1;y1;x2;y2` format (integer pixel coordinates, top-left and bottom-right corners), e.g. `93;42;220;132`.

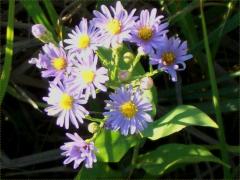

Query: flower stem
127;140;141;179
200;0;231;178
129;53;142;72
112;46;121;81
85;115;102;123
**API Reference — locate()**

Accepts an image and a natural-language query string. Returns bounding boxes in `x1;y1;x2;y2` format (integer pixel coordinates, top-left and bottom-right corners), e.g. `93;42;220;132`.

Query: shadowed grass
200;0;231;178
0;0;15;105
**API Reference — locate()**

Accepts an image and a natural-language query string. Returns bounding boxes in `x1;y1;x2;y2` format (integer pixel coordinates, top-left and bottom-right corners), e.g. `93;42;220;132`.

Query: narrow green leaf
137;144;229;176
42;0;58;27
96;47;112;68
200;1;231;178
0;0;15;105
94;129;138;162
20;0;52;32
1;149;60;169
142;105;218;140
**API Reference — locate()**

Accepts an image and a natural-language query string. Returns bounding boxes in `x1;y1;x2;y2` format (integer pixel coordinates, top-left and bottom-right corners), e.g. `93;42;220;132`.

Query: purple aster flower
92;1;137;47
104;86;153;136
68;53;109;100
149;36;193;81
29;42;72;84
130;8;168;54
43;83;89;129
64;18;102;57
60;133;97;169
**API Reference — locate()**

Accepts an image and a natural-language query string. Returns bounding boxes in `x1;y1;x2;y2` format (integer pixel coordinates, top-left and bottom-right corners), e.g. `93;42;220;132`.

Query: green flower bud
123;52;135;64
31;24;55;44
88;122;99;134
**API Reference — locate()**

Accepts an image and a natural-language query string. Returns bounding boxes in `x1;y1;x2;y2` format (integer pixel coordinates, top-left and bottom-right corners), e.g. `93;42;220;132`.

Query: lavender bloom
130;8;168;54
29;43;72;84
93;1;137;47
104;86;153;136
149;36;193;81
32;24;47;38
43;83;89;129
60;133;97;169
64;18;102;57
68;53;109;100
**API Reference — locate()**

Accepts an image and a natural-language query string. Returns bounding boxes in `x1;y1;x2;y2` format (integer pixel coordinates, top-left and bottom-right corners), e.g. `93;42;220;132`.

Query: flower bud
123;52;134;64
31;24;55;44
32;24;47;38
140;77;153;90
118;70;131;82
88;122;99;134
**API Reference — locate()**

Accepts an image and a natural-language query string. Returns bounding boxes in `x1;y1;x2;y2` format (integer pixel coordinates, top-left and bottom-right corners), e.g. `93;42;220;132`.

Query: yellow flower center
81;70;95;84
162;52;175;66
120;101;138;119
52;57;67;70
138;26;153;41
59;93;73;110
106;19;121;35
78;34;90;49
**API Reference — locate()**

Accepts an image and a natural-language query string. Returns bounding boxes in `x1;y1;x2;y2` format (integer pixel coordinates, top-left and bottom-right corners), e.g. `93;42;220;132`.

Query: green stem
112;47;121;81
129;54;142;72
0;0;15;105
84;115;102;123
200;0;231;178
149;64;153;73
127;140;141;179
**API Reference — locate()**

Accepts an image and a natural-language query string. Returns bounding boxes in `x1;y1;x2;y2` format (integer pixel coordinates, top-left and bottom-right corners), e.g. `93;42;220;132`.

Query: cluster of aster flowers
29;1;192;169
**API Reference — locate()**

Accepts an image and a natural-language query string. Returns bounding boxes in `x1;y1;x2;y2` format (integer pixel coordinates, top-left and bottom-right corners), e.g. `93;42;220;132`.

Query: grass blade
20;0;52;33
42;0;58;27
1;149;61;169
0;0;15;105
200;0;231;178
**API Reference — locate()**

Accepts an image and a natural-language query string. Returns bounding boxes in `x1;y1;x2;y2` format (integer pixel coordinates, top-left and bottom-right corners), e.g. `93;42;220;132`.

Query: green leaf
75;162;122;180
20;0;53;32
142;105;218;140
0;0;15;105
142;89;157;118
137;144;229;176
96;47;112;68
42;0;58;27
94;129;138;162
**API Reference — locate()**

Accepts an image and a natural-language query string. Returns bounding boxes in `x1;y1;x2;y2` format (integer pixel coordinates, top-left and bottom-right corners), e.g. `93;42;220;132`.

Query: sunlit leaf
142;105;218;140
95;129;139;162
137;144;229;175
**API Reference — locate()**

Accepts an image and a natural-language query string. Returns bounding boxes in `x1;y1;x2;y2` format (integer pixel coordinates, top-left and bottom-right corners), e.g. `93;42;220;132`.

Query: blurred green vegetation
0;0;239;179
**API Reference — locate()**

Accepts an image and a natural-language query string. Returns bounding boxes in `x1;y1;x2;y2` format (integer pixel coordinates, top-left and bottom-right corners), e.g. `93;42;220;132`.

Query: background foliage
0;0;239;179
